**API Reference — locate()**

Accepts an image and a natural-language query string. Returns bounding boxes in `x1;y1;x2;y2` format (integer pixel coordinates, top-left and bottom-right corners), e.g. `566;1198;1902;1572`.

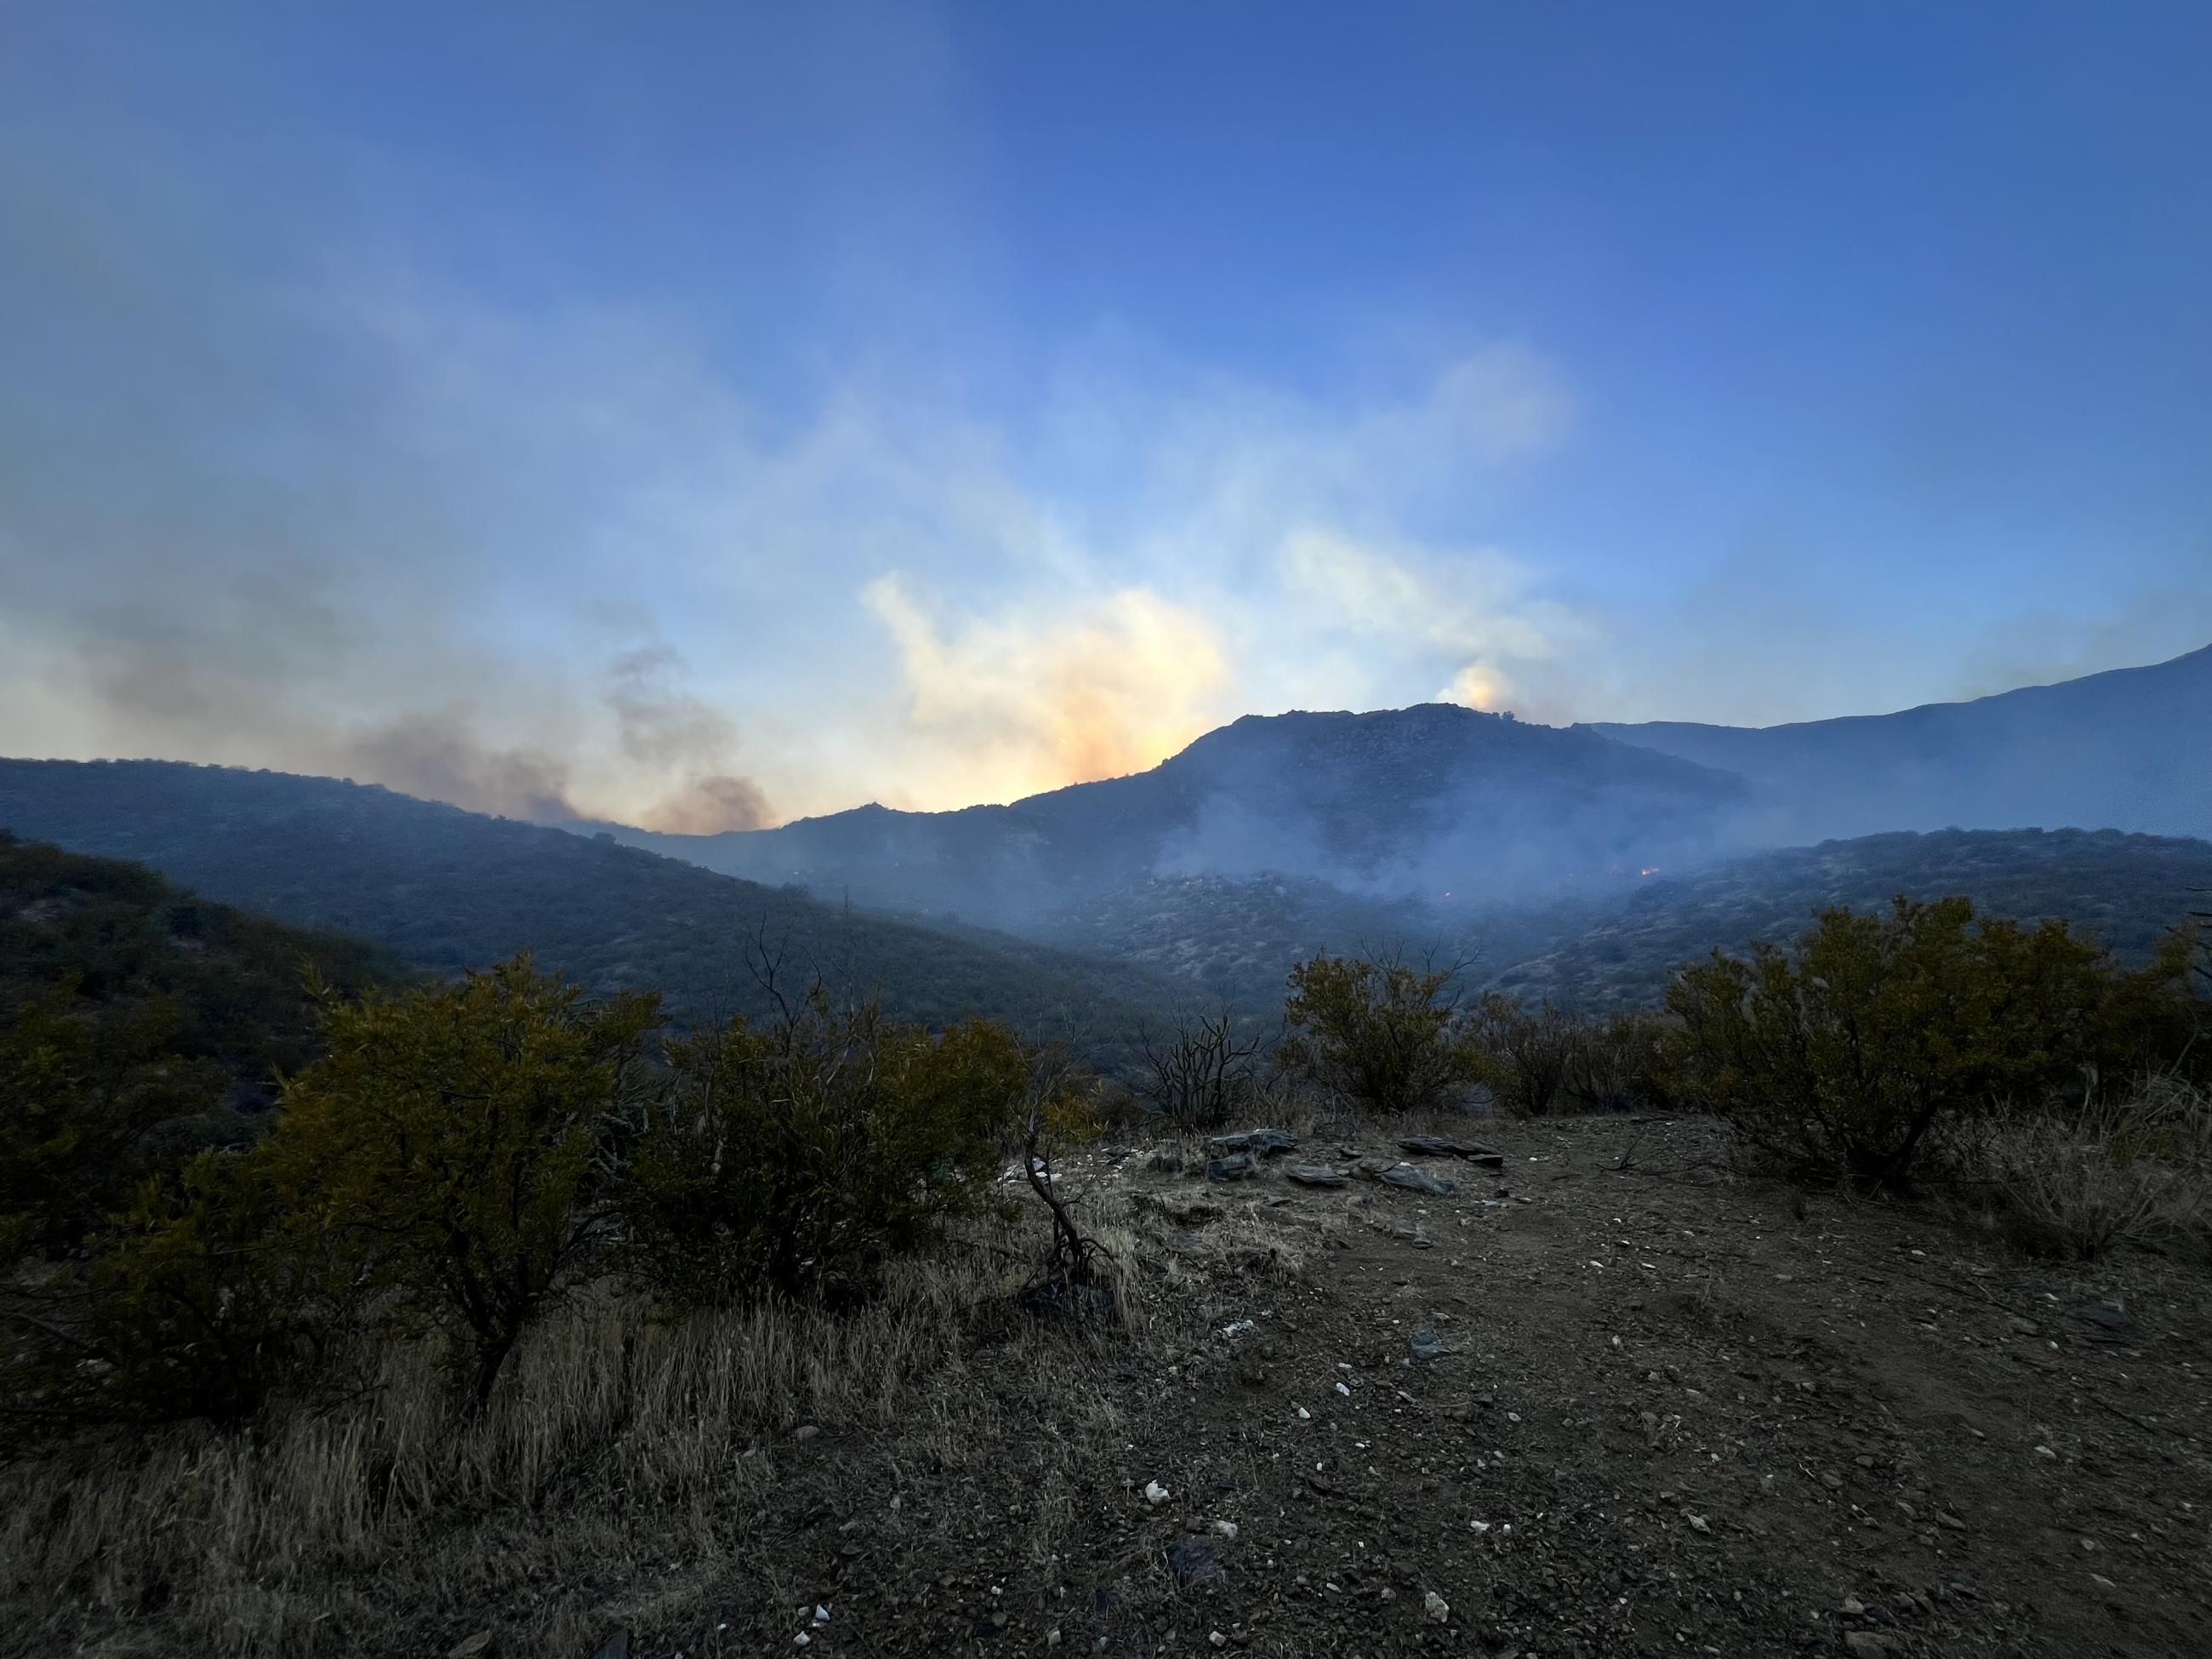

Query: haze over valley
9;642;2207;1043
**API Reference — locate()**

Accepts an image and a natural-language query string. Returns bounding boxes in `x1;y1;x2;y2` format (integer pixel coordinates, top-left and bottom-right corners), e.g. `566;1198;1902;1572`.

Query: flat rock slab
1381;1162;1457;1197
1400;1135;1505;1168
1206;1152;1260;1181
1208;1127;1298;1156
1285;1163;1349;1187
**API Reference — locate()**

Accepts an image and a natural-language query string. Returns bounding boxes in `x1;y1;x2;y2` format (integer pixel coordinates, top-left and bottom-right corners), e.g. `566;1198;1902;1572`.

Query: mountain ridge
0;758;1184;1059
1585;643;2211;841
597;702;1753;921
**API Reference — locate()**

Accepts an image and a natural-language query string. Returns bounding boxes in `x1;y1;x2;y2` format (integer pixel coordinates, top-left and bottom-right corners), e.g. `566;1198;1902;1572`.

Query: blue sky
3;2;2208;824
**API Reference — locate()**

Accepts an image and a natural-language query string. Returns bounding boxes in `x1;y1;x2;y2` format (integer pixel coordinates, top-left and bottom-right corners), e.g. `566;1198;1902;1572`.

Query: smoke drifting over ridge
7;40;2203;830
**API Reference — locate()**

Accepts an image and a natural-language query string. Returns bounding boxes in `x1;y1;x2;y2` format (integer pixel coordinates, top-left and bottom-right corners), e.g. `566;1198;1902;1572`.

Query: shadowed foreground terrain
13;1115;2203;1658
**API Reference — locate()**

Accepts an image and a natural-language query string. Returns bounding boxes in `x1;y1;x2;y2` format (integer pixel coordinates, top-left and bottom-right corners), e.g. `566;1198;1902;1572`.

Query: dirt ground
639;1115;2212;1659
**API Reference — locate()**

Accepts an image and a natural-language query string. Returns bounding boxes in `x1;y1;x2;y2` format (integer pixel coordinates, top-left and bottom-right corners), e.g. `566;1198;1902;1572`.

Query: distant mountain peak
1588;642;2210;841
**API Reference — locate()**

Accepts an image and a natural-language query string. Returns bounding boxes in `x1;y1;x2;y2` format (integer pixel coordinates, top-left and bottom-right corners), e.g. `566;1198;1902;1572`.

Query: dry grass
1959;1076;2212;1259
0;1182;1177;1659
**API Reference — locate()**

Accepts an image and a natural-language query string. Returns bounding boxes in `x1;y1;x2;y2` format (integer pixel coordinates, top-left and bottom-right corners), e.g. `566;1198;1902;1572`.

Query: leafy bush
1278;949;1485;1115
1562;1010;1671;1114
1463;998;1671;1117
1662;897;2202;1187
3;1150;334;1426
1466;995;1576;1116
613;992;1026;1314
0;993;225;1263
267;956;662;1411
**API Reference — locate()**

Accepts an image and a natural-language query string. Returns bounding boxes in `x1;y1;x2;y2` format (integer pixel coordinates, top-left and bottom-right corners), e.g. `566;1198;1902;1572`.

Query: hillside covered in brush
2;825;401;1086
1013;828;2212;1015
1490;827;2212;1011
0;760;1181;1058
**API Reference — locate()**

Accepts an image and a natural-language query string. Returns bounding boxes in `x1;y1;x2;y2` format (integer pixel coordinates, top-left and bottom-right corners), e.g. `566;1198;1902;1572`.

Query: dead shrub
1958;1076;2211;1259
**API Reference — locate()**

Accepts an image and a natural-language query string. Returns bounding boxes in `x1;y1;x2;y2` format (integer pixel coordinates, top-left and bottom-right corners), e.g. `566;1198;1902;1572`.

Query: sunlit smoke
864;574;1235;807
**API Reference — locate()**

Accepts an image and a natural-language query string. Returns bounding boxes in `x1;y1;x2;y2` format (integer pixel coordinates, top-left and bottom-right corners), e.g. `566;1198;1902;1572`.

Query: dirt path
641;1115;2211;1659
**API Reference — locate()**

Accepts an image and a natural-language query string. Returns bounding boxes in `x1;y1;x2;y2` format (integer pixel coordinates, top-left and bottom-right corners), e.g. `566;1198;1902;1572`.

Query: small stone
1206;1153;1259;1182
1685;1513;1710;1534
448;1636;493;1659
1212;1519;1240;1541
1844;1633;1890;1656
1423;1589;1450;1623
1410;1324;1446;1362
1144;1480;1170;1505
1209;1633;1228;1650
1840;1595;1865;1616
794;1423;819;1442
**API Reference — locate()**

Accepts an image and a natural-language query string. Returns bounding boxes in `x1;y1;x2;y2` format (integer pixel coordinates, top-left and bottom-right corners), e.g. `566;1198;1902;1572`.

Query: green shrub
3;1150;328;1426
1278;949;1485;1115
1563;1010;1672;1114
1466;995;1576;1116
1662;897;2202;1187
613;992;1025;1314
0;992;225;1263
267;956;661;1411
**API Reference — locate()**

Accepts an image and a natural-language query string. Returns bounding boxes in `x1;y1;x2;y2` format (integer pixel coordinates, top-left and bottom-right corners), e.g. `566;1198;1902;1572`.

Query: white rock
1213;1519;1240;1541
1423;1589;1450;1622
1335;1382;1352;1397
813;1605;830;1623
1143;1479;1170;1505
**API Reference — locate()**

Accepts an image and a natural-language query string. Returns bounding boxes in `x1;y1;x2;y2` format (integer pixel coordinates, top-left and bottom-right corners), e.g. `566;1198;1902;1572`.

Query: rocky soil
597;1116;2212;1659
